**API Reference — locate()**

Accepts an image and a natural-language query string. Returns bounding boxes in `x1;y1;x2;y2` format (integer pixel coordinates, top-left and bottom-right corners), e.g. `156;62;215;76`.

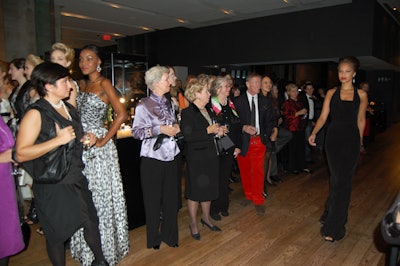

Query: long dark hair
31;62;70;97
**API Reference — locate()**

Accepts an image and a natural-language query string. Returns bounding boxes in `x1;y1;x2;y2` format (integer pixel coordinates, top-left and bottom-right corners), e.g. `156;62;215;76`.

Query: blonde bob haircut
25;54;43;67
210;76;229;97
144;65;169;91
286;82;298;93
185;78;208;103
51;43;75;67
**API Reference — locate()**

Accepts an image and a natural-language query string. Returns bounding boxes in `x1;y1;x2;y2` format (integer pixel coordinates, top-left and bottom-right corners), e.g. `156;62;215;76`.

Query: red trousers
237;136;266;205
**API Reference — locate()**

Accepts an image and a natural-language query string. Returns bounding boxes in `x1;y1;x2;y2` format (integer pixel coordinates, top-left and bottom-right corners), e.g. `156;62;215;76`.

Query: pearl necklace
50;100;72;121
50;100;64;109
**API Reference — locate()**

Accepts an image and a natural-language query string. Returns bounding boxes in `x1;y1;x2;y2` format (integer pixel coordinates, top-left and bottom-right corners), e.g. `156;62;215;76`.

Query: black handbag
21;101;74;184
216;135;235;154
381;192;400;245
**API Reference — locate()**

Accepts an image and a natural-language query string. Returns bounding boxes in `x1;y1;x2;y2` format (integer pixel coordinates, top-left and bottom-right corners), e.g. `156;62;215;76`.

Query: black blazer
233;93;276;156
180;103;218;159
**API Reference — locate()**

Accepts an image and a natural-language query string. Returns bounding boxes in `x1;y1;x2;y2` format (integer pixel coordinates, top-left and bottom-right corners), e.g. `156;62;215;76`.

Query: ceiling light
177;19;186;23
141;27;151;31
283;0;289;3
61;12;90;20
394;7;398;11
221;9;234;15
108;3;120;9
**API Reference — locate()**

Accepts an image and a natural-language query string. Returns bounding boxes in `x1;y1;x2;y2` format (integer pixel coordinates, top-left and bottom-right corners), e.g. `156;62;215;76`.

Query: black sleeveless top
27;99;86;184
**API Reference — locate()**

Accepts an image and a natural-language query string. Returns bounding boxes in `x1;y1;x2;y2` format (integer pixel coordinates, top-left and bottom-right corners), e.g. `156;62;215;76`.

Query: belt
250;134;260;138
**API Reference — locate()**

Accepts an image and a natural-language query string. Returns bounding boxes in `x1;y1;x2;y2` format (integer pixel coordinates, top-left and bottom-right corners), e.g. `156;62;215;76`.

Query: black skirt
33;177;98;244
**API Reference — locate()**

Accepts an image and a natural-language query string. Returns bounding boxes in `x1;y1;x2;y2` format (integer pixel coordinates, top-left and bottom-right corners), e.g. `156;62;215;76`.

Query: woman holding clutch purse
180;76;226;240
208;75;241;221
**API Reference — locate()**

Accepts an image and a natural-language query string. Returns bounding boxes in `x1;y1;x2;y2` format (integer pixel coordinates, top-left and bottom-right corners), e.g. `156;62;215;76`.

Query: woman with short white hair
132;65;181;250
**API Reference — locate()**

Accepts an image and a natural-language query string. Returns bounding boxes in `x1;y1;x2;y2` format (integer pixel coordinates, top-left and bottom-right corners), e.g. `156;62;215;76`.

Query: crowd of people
0;51;369;265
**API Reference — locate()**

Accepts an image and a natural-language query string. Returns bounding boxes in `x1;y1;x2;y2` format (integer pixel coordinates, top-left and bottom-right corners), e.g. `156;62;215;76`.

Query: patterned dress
70;93;129;266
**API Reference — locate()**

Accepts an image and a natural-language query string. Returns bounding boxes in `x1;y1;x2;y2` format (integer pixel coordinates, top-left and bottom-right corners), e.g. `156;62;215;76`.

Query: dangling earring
352;74;356;83
96;65;102;72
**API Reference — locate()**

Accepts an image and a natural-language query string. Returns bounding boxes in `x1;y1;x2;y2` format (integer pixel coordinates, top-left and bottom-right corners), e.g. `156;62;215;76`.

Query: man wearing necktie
302;82;316;163
233;73;276;216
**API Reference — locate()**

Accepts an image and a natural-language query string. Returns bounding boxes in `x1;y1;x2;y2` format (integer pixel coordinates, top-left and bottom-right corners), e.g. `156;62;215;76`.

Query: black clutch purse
216;135;235;154
153;133;185;151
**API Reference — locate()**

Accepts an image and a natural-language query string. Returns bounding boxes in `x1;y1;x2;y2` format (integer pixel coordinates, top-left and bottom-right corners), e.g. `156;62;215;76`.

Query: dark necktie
250;96;256;127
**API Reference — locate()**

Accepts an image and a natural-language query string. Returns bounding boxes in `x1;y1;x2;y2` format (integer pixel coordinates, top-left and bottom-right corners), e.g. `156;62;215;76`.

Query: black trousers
211;152;233;215
287;130;306;171
141;156;179;248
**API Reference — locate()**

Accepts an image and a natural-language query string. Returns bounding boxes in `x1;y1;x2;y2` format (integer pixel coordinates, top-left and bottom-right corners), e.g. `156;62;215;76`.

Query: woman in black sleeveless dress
308;56;368;242
15;62;108;265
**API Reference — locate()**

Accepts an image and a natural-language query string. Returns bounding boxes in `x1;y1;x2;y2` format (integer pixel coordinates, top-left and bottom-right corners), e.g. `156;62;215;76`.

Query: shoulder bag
21;101;75;184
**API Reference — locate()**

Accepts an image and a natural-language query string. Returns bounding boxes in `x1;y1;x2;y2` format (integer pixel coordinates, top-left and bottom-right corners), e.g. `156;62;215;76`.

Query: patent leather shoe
153;245;160;250
200;219;221;231
189;225;200;240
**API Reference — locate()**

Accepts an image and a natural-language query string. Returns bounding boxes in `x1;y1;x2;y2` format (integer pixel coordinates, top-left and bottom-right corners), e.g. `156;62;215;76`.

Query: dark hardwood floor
10;122;400;265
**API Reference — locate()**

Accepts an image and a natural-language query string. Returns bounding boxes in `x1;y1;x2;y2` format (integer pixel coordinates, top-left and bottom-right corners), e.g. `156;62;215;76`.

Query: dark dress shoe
221;211;229;217
91;260;110;266
211;213;222;221
292;170;300;175
201;219;222;231
302;168;311;173
265;176;277;186
171;244;179;248
153;244;160;250
189;225;200;240
262;191;268;198
270;175;282;183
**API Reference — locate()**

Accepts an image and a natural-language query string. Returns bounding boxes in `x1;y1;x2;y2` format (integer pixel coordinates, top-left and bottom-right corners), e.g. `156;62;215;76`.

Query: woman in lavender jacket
132;66;181;250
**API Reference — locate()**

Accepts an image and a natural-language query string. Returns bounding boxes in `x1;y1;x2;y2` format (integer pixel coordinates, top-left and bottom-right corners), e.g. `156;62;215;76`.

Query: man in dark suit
233;73;276;216
300;81;316;163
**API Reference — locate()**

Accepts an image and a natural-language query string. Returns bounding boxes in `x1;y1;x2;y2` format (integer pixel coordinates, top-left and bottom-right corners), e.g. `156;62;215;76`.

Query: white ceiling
54;0;400;70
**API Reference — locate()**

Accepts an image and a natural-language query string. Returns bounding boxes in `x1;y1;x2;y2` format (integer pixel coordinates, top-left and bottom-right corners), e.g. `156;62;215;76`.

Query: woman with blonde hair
24;54;43;103
0;61;13;123
181;77;225;240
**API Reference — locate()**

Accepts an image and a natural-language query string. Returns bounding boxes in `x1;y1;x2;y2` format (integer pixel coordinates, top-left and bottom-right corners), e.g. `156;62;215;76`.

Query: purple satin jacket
132;93;180;161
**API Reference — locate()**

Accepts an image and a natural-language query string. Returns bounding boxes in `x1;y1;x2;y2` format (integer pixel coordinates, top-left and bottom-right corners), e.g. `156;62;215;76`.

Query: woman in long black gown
309;56;368;242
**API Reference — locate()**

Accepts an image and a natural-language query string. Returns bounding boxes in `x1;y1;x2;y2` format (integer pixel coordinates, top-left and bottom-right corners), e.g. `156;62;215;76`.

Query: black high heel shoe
189;225;200;240
25;200;39;225
200;219;221;232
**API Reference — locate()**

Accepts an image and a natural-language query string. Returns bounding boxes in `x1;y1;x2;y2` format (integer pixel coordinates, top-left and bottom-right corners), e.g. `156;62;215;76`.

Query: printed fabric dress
70;92;129;266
